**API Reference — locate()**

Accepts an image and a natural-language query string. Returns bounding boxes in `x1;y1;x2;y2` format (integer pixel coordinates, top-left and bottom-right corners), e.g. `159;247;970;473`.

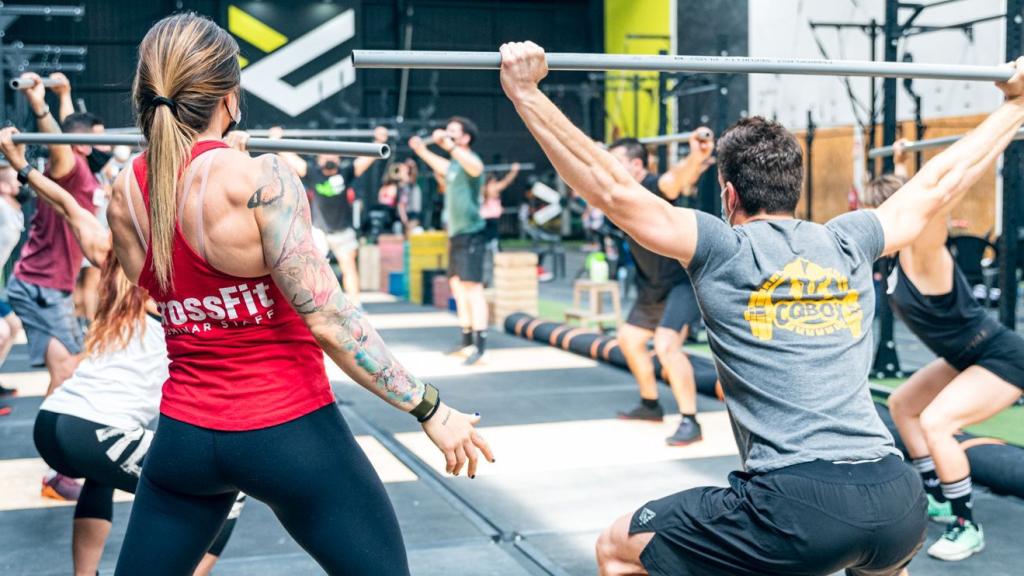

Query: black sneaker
0;383;16;398
617;403;664;422
666;418;703;446
463;346;484;366
446;344;474;357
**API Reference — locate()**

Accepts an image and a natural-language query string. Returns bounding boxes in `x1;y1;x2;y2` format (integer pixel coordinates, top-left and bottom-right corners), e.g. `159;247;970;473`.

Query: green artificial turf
871;378;1023;446
538;298;569;322
533;301;1023;446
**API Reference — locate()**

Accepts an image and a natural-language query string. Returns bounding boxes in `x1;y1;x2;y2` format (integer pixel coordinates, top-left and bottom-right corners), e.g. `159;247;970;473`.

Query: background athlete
862;141;1024;562
608;133;713;446
2;126;243;576
409;118;490;365
499;40;1024;576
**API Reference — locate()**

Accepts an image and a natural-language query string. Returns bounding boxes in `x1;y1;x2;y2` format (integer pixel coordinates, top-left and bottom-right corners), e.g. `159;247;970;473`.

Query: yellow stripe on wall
604;0;671;141
228;4;288;54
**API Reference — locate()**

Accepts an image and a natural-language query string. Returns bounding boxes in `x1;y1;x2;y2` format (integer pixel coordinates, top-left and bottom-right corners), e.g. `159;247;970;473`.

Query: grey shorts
325;228;359;258
6;276;83;367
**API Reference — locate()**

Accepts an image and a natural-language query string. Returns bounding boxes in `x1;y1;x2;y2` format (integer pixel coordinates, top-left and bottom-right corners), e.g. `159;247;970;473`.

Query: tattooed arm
249;155;494;476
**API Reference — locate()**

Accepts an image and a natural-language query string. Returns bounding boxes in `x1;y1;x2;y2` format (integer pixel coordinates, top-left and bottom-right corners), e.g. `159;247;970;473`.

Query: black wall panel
3;0;602;175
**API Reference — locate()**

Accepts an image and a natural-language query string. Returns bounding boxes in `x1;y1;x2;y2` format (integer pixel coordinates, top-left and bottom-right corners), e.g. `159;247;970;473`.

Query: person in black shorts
861;141;1024;562
608;134;713;446
409;118;489;365
303;126;390;308
501;41;1024;576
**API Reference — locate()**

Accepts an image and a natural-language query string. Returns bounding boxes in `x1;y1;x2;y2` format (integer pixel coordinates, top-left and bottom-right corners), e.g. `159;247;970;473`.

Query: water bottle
588;252;609;282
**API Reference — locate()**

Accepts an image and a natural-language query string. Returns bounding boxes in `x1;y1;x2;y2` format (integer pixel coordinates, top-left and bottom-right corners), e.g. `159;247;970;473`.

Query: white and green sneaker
927;519;984;561
927;494;955;523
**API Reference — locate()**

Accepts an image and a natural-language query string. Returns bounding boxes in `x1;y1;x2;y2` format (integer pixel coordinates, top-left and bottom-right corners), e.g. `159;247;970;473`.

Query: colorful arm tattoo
250;156;426;410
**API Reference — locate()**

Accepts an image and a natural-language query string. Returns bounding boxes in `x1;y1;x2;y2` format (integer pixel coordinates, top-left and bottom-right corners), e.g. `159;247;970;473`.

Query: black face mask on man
87;148;112;174
323;161;339;172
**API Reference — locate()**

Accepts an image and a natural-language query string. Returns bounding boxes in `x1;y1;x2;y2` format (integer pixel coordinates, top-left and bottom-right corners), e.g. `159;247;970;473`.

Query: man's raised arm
500;42;698;265
409;135;451;177
658;129;714;201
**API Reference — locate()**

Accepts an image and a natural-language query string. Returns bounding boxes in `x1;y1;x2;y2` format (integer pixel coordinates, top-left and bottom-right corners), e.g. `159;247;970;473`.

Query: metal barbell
868;128;1024;159
105;127;399;140
8;76;67;90
639;128;713;146
352;50;1013;82
483;162;534;173
5;133;390;159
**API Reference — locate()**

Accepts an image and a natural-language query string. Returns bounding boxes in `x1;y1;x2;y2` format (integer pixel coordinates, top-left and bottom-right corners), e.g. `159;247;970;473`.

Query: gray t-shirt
688;210;899;473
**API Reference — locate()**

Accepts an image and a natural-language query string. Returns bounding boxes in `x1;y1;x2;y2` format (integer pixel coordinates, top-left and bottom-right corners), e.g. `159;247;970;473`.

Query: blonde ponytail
133;13;240;291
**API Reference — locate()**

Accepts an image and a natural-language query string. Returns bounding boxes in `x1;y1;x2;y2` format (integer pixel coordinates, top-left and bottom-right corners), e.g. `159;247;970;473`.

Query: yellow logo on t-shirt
744;258;863;340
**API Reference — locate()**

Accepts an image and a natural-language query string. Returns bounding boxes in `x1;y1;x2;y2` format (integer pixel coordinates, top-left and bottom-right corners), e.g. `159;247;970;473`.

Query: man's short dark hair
608;138;647;164
448;116;478;146
61;112;103;134
717;117;803;215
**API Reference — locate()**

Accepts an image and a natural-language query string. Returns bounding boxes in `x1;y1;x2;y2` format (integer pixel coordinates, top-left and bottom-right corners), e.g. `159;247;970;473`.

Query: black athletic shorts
626;282;700;332
949;327;1024;390
448;232;487;283
629;454;926;576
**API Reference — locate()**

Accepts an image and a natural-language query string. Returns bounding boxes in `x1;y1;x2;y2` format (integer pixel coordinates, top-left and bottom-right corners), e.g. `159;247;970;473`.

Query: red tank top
134;141;333;430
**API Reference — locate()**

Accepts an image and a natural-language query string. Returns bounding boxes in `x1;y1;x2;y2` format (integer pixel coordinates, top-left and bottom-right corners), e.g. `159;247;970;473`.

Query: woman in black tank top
864;155;1023;562
888;258;1004;369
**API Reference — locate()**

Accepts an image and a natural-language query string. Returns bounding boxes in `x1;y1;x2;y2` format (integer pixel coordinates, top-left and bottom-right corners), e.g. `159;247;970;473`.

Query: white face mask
113;146;131;163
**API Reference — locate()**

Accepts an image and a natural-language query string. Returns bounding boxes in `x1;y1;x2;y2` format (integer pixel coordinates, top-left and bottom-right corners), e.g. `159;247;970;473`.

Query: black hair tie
152;96;177;113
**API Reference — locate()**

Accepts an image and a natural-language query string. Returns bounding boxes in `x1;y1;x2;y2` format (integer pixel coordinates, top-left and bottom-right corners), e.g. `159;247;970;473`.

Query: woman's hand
225;130;251;152
421;402;494;478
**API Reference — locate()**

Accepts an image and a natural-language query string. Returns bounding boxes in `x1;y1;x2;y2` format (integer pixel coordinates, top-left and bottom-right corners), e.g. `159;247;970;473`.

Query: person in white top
0;163;26;408
33;259;243;576
1;128;243;576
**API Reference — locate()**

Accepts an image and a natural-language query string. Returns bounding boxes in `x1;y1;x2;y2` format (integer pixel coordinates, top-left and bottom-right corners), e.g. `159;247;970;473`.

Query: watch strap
16;164;34;185
411;384;440;422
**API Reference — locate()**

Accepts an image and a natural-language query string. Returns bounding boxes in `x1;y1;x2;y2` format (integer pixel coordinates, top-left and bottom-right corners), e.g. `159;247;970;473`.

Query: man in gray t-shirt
689;209;898;472
500;41;1024;576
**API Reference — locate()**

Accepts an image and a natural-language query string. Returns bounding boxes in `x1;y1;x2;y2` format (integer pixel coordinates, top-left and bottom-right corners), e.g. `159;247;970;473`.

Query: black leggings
114;404;409;576
33;410;241;556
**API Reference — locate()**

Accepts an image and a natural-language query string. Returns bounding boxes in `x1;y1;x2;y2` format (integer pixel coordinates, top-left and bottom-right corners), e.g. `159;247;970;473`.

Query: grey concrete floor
1;297;1021;575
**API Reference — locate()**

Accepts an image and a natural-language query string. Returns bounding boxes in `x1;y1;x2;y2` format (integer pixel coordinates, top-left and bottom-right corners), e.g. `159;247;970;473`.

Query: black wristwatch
16;164;35;185
411;383;441;422
33;105;50;119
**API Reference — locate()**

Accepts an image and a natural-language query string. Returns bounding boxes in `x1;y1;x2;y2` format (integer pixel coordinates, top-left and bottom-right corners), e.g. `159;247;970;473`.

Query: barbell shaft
352;50;1013;82
483;162;535;173
868;127;1024;159
106;127;399;139
247;128;398;139
7;133;390;159
9;76;66;90
638;128;713;146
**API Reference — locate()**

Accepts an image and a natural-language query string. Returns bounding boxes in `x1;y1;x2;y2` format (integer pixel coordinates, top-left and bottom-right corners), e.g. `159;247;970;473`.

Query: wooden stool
565;280;621;329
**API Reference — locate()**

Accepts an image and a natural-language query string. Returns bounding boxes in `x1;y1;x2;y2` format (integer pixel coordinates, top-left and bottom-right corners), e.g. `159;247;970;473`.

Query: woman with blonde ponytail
106;13;492;575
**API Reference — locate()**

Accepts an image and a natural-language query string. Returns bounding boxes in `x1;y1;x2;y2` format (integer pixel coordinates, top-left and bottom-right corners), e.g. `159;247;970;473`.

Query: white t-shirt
41;315;168;430
0;200;24;270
